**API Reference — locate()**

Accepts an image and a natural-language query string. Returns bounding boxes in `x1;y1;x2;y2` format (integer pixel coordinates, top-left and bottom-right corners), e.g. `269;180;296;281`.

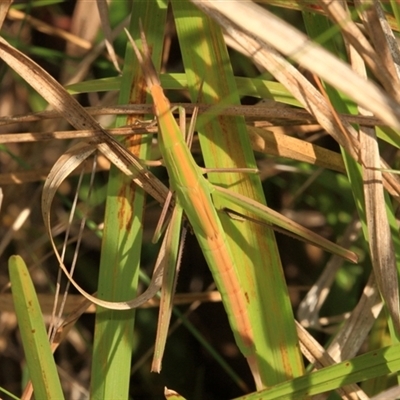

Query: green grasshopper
124;26;357;380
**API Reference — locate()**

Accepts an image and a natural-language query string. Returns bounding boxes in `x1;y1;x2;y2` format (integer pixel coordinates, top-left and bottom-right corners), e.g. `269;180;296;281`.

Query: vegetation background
1;1;400;399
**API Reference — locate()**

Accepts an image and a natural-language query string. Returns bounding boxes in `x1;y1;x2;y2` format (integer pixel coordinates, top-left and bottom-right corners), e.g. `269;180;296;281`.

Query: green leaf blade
8;255;64;400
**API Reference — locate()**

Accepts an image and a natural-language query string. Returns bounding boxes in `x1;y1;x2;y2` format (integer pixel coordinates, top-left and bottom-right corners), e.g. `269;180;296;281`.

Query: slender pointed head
124;26;160;90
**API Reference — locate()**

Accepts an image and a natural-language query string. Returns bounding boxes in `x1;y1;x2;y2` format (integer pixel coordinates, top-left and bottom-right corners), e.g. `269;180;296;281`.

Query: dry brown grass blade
0;125;156;144
248;126;346;173
63;15;129;86
0;0;12;30
0;36;168;203
0;124;346;185
365;156;400;322
0;123;178;145
0;189;40;258
327;273;383;362
373;2;400;74
96;0;121;73
191;1;360;162
354;0;400;95
370;386;400;400
6;8;91;50
192;1;400;131
0;161;110;185
349;8;400;334
297;217;361;330
320;0;400;100
41;141;168;310
0;103;384;128
0;291;223;314
0;104;156;126
295;321;368;400
60;0;101;84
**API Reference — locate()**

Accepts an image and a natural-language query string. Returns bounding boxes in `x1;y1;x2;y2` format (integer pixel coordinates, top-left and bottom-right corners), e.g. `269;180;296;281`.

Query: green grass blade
234;342;400;400
172;0;304;387
66;74;300;106
8;255;64;400
0;386;20;400
90;2;168;399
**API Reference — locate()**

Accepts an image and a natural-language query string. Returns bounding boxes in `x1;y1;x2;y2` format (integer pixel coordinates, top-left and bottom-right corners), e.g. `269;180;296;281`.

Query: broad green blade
8;255;64;400
66;74;300;106
234;342;400;400
172;0;304;387
90;2;168;399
